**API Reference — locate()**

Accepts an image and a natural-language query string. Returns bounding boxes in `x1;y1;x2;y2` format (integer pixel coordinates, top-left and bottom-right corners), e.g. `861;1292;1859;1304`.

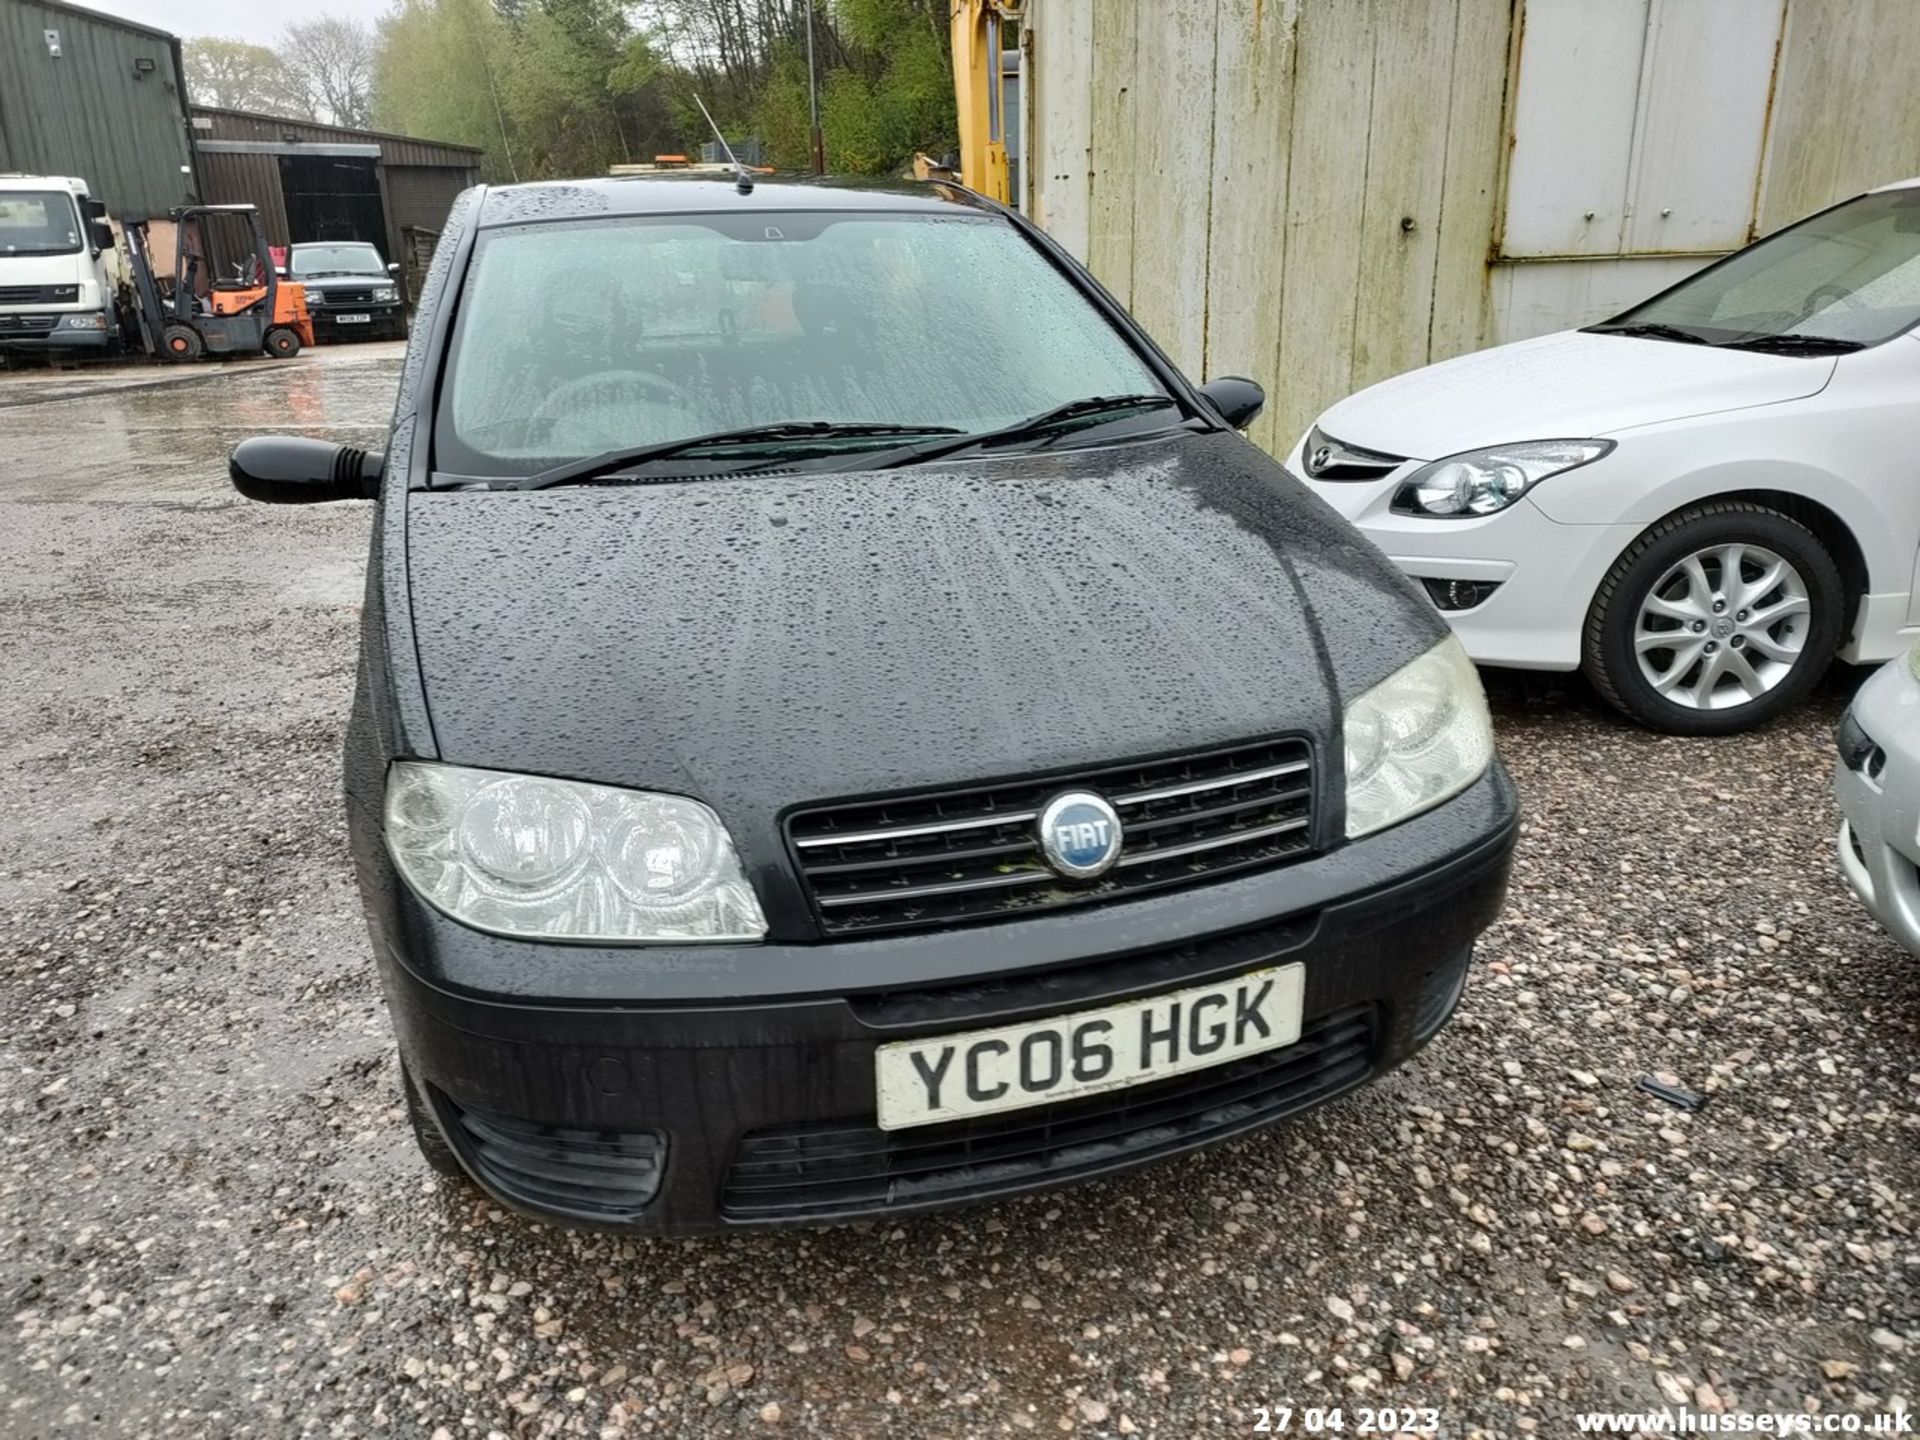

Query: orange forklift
124;204;313;362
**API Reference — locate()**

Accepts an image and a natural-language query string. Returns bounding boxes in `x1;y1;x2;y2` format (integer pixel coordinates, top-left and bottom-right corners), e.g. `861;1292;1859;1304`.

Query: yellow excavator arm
950;0;1022;202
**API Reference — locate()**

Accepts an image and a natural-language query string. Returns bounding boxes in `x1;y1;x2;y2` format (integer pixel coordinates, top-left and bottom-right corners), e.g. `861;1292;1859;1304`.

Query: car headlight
61;313;108;330
1392;440;1612;517
1344;637;1495;838
373;286;398;302
384;762;767;942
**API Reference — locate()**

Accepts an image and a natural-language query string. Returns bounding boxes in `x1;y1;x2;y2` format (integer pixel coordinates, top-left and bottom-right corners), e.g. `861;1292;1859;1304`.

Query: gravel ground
2;350;1915;1438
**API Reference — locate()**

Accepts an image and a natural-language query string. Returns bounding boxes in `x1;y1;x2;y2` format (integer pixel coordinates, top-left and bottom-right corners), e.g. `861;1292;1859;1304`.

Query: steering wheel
529;369;695;451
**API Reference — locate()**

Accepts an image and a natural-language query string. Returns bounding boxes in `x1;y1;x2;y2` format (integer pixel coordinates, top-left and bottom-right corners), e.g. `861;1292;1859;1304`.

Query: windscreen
291;244;385;276
437;210;1164;476
0;191;82;256
1606;187;1920;346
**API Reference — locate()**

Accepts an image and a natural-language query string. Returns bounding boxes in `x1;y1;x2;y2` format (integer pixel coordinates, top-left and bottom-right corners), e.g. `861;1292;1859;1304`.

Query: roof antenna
693;93;753;195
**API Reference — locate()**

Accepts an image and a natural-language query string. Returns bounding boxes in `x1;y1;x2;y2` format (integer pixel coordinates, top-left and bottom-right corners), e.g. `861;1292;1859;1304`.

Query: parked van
0;174;119;354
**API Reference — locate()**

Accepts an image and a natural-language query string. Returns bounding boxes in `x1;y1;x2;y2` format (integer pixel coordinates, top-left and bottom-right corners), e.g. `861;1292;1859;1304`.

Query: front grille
723;1003;1375;1221
0;313;58;336
788;737;1316;935
1301;425;1405;481
441;1096;666;1222
0;284;76;304
314;287;375;307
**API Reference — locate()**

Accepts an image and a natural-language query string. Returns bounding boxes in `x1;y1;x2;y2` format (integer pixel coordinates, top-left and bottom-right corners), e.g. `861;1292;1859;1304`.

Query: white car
1293;179;1920;734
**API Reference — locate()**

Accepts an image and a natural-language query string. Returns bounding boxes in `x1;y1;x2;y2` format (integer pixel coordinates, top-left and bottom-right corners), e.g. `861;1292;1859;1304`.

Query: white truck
0;174;121;356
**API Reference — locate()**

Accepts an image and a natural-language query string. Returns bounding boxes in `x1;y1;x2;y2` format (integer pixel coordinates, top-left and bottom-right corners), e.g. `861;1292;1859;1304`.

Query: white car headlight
374;286;398;302
1344;637;1495;838
1393;440;1612;517
384;762;767;942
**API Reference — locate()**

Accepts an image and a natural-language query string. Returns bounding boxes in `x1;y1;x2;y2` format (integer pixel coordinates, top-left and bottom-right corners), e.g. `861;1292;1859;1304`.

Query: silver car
1835;646;1920;956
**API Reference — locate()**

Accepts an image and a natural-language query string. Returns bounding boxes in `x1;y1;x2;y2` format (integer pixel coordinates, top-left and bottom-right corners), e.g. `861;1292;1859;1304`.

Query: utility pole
805;0;825;174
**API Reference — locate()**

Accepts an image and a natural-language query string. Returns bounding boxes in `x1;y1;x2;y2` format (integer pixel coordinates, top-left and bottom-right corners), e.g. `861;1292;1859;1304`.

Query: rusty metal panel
1759;0;1920;233
0;0;197;216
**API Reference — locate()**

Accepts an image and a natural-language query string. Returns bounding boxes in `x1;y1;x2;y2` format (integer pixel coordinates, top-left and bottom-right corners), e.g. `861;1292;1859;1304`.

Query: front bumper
0;311;112;352
309;303;405;338
1834;659;1920;957
357;767;1518;1234
1290;451;1638;673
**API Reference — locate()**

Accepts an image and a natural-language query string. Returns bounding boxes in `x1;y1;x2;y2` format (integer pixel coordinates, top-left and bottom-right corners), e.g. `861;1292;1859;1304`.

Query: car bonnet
401;429;1446;846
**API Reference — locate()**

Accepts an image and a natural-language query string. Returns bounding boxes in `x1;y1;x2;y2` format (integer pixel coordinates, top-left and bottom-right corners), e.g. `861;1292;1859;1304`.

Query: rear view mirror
387;261;400;274
230;436;384;503
1198;375;1265;430
90;220;113;253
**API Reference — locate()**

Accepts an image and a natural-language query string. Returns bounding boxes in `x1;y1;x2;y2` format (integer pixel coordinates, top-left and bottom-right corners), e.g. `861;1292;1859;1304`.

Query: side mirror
386;261;400;274
1198;375;1265;430
274;266;288;278
90;220;113;252
230;436;384;503
84;198;108;221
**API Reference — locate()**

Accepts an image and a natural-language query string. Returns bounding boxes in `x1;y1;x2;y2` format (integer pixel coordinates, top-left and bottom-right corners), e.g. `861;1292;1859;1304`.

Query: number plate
336;313;371;324
874;964;1305;1130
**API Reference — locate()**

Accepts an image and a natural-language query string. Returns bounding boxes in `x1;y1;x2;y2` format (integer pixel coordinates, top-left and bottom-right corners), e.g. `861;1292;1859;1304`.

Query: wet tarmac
2;343;400;504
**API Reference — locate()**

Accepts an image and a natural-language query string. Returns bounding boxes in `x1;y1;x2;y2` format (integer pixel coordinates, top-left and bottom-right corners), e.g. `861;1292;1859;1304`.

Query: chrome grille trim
787;737;1317;935
1115;815;1311;867
1301;425;1406;481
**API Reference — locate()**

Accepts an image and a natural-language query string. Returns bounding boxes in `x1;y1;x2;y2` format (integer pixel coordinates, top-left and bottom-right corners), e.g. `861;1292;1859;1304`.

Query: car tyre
160;323;203;362
264;326;302;359
401;1061;466;1177
1583;501;1843;735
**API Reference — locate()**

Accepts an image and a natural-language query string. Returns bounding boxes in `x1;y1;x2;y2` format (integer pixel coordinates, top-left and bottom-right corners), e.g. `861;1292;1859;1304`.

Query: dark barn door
279;155;387;256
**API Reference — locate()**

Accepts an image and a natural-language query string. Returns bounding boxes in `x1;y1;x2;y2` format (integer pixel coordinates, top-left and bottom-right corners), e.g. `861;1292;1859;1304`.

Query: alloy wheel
1632;542;1811;710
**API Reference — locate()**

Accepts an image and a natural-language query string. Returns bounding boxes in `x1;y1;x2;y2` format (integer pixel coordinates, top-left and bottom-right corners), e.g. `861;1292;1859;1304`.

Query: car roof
475;174;996;228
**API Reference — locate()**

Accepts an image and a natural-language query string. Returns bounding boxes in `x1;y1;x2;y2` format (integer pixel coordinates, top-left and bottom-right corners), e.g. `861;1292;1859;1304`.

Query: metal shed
0;0;196;217
190;106;483;292
1024;0;1920;457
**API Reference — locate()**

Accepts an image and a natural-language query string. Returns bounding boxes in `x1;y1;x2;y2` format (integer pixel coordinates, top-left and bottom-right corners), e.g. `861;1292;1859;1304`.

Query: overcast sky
71;0;388;48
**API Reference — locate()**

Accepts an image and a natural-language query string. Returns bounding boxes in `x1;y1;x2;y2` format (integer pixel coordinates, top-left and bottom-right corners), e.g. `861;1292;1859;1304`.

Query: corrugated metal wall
0;0;195;216
384;165;469;244
1027;0;1920;457
193;150;290;244
190;107;484;173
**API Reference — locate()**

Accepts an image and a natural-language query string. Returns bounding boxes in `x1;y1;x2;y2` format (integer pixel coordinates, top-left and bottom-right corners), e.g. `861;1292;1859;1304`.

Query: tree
280;17;377;129
374;0;522;179
182;37;306;117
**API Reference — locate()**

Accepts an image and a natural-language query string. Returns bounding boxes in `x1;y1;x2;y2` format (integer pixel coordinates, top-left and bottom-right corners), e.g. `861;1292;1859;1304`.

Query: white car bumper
1292;461;1639;672
1834;657;1920;958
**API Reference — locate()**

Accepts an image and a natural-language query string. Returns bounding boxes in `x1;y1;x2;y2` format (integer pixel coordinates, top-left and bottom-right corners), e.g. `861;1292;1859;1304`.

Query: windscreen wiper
1585;322;1714;345
1715;332;1865;355
495;421;967;491
853;394;1183;471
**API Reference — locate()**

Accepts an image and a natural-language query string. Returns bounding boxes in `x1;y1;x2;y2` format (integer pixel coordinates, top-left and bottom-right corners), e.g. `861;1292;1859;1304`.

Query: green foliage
363;0;957;182
372;0;519;179
183;37;307;117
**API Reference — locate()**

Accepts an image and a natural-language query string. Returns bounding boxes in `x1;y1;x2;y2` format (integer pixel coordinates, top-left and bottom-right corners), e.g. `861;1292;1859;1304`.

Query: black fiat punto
229;176;1518;1234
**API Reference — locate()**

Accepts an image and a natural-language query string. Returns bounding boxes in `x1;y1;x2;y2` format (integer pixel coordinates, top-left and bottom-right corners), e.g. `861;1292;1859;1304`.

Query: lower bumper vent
442;1097;666;1222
